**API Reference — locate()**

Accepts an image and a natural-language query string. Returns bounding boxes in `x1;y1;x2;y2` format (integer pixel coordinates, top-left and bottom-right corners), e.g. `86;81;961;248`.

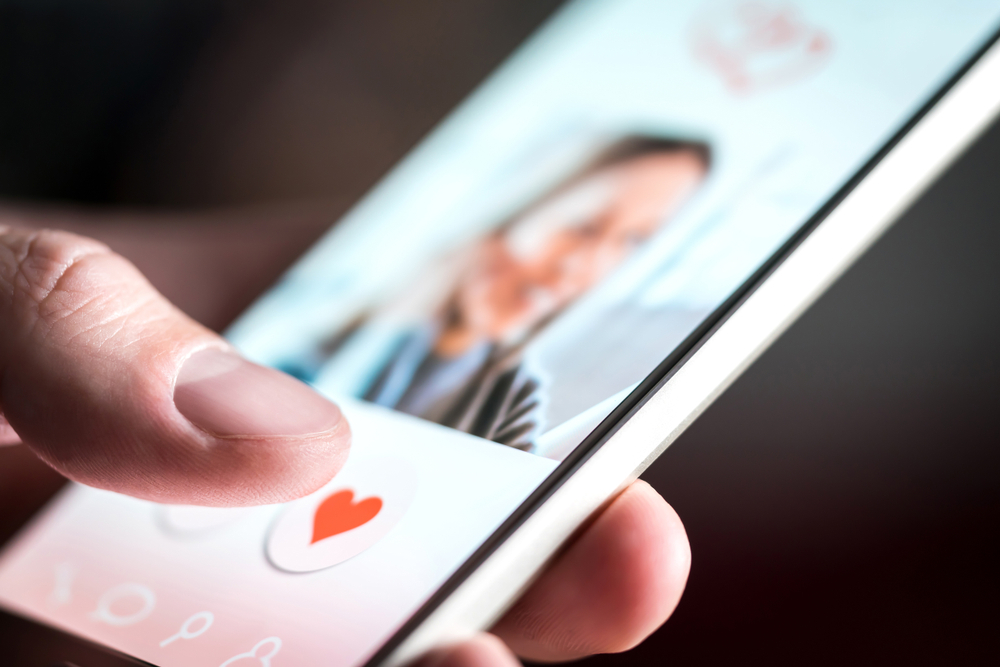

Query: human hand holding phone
0;218;691;666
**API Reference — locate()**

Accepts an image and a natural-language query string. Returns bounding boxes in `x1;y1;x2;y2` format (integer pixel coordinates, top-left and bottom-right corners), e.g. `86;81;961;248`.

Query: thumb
0;225;350;506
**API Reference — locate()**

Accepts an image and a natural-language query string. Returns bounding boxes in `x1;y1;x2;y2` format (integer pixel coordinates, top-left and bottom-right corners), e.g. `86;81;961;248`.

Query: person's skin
0;208;691;666
436;150;706;357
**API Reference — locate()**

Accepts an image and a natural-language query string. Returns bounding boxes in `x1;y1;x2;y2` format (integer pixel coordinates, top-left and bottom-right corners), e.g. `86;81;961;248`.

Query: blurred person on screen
287;137;709;451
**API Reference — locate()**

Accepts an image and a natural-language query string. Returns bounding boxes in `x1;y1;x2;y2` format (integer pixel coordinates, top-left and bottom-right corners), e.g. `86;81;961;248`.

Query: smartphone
3;2;1000;666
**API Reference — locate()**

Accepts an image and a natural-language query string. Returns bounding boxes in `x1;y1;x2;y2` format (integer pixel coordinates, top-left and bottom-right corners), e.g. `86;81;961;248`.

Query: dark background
1;1;998;665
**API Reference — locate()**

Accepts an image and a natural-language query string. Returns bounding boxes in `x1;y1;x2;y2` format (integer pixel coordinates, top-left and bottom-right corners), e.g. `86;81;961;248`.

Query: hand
0;210;690;664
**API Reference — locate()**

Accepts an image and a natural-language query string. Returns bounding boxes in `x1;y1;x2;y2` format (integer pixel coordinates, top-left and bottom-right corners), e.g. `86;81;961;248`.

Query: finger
492;480;690;661
0;410;19;445
0;225;350;506
415;634;520;667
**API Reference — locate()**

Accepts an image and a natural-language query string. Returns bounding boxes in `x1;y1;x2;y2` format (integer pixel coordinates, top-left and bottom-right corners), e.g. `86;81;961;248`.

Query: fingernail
174;348;343;437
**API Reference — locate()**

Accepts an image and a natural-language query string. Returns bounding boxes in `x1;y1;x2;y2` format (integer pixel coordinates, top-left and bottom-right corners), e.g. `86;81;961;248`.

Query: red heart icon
311;489;383;544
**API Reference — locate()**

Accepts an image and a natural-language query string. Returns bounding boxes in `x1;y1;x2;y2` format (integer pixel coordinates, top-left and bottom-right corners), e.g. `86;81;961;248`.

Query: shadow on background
1;1;998;664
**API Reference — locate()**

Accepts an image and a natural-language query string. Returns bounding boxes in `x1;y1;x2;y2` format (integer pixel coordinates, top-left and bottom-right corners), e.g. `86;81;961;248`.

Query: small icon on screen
266;457;416;573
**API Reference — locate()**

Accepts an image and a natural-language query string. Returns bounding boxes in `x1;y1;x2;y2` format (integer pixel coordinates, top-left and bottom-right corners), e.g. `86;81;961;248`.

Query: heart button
267;456;416;573
311;489;383;544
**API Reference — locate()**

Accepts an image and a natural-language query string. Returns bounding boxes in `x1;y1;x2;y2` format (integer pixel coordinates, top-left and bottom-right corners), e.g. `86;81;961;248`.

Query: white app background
0;399;556;666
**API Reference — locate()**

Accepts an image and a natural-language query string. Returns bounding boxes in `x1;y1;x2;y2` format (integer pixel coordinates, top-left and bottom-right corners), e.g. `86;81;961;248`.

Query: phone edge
372;33;1000;667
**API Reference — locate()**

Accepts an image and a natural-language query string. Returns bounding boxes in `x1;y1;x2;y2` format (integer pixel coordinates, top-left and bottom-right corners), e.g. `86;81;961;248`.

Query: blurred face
454;150;706;345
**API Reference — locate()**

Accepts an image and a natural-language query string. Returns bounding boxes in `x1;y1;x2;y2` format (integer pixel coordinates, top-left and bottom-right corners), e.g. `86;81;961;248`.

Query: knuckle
1;228;110;305
0;227;149;345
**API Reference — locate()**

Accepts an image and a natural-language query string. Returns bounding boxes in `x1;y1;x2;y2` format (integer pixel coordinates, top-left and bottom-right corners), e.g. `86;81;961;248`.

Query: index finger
0;225;350;506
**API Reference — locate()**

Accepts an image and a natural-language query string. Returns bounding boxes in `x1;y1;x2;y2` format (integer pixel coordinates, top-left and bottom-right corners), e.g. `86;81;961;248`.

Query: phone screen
2;2;999;665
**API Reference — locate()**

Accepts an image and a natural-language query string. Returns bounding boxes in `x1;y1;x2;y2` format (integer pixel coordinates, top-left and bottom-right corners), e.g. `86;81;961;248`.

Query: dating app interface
2;1;1000;666
0;402;556;666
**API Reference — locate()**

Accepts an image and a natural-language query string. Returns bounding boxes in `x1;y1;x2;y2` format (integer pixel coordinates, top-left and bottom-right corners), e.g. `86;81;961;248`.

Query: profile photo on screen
285;135;711;452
